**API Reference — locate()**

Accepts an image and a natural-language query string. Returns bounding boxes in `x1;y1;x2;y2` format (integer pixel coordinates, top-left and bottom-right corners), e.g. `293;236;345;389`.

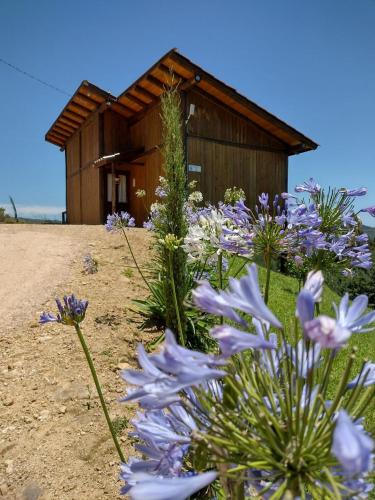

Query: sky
0;0;374;223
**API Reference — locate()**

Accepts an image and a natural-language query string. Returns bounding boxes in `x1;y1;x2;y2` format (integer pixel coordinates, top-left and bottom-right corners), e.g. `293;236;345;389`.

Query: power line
0;56;72;97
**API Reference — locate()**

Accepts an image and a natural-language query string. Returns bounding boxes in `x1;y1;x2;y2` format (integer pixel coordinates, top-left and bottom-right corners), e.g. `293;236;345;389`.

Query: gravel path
0;225;154;499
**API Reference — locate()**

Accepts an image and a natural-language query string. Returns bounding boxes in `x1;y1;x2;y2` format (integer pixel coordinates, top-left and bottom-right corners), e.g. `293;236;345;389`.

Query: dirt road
0;224;153;499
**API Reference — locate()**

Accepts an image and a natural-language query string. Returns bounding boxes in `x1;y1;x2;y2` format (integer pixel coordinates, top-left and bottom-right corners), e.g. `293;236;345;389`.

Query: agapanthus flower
258;192;269;208
347;362;375;389
295;178;321;195
105;211;135;231
121;331;226;409
286;339;321;378
188;191;203;204
120;469;217;500
360;206;375;217
210;324;276;357
193;264;282;328
333;293;375;333
332;410;374;476
342;213;357;227
341;187;368;197
135;189;146;198
155;185;168;198
40;295;88;326
304;316;351;348
303;270;324;302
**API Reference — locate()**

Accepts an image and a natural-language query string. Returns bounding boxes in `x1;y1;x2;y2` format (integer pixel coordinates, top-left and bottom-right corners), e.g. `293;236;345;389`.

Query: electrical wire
0;56;71;96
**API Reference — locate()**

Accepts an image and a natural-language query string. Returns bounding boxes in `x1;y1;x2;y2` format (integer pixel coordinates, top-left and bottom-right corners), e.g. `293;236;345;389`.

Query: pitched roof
45;48;318;154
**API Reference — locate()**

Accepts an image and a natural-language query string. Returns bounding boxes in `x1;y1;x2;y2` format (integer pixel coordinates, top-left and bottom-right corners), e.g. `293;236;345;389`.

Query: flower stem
168;251;185;346
218;252;224;325
121;227;151;292
264;250;272;304
74;324;125;462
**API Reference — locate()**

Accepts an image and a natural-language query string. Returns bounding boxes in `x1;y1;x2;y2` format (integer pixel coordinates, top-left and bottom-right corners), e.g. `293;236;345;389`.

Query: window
118;175;127;203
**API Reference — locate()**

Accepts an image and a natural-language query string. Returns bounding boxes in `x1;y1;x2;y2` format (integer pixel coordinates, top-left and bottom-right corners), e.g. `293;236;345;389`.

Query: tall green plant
159;86;188;339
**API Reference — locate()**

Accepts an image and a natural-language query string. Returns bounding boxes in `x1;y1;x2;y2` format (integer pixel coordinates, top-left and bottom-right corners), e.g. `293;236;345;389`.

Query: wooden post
111;162;116;213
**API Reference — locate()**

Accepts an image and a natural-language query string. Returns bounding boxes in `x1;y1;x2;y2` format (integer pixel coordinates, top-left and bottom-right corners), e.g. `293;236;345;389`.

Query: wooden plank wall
129;104;163;223
186;89;288;205
65;112;101;224
103;110;131;154
66;132;81;224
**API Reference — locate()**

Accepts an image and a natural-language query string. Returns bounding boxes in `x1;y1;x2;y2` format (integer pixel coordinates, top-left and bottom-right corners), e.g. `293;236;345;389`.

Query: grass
225;259;375;434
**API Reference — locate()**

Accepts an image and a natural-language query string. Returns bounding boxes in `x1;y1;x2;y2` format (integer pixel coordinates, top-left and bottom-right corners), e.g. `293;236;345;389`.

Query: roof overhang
45;49;318;155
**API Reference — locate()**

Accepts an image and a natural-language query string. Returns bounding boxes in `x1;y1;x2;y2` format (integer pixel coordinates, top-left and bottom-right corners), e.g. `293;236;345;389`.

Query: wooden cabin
45;49;318;225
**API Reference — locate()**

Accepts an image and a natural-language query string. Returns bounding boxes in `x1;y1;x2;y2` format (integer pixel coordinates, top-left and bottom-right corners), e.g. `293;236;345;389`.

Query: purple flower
286;339;321;378
342;213;357;227
39;295;88;326
295;178;321;195
287;205;322;229
105;211;135;231
347;362;375;389
121;331;226;409
120;470;217;499
210;324;276;357
360;206;375;217
303;270;324;302
304;316;351;348
296;290;315;327
258;192;269;208
194;264;282;328
280;192;297;200
334;293;375;333
298;229;326;255
332;410;374;475
341;187;368;197
155;185;167;198
192;281;247;326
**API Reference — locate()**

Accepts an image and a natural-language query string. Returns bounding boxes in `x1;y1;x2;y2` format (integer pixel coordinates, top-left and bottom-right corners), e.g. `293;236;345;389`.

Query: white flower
188;191;203;204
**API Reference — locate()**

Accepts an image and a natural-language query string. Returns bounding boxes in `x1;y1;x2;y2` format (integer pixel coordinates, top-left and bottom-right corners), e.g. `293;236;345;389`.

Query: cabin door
105;171;129;217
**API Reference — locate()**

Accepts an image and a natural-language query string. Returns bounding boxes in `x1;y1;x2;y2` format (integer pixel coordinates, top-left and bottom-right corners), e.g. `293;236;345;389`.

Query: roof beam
73;93;100;110
56;120;76;134
145;74;165;91
67;102;91;117
64;110;86;124
158;63;185;84
133;85;157;102
60;115;82;128
54;126;72;137
125;92;148;108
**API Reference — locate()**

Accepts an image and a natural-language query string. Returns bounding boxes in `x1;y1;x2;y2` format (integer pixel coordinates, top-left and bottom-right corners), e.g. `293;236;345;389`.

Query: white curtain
118;175;127;203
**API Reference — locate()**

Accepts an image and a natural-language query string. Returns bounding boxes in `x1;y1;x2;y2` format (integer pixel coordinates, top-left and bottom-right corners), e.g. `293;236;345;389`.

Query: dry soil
0;224;155;499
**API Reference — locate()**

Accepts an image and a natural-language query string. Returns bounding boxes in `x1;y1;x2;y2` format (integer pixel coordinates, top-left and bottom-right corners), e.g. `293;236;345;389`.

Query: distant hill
0;216;61;225
363;225;375;240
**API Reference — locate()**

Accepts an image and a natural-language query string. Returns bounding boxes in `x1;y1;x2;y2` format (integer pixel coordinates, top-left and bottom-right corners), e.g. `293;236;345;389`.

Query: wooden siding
103;110;131;154
186;89;288;207
129;104;163;223
66;132;81;223
65;113;102;224
187;89;286;150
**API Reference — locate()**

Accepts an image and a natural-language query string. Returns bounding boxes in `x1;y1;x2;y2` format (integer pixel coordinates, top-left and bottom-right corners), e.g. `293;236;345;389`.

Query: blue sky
0;0;374;223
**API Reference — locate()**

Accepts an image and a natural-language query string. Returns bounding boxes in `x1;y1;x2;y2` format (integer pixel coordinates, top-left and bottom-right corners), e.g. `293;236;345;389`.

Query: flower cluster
83;254;98;274
180;180;373;280
105;211;135;232
119;265;375;499
40;295;88;326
